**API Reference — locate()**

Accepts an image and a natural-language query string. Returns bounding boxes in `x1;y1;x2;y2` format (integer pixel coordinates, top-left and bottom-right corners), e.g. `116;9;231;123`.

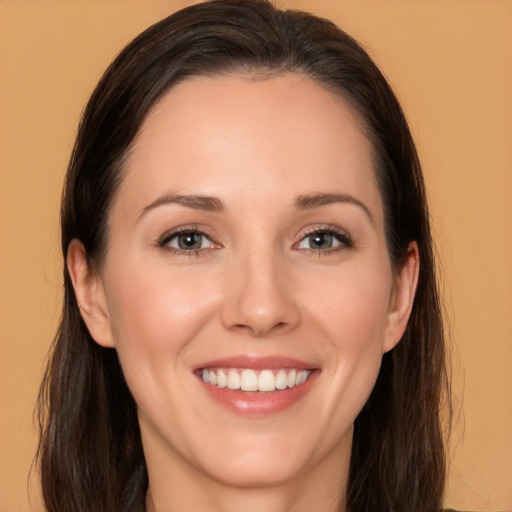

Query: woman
37;1;450;511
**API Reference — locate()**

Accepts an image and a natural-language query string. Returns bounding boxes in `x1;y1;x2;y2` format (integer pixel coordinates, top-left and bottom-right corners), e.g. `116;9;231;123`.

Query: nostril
231;320;290;337
232;324;249;332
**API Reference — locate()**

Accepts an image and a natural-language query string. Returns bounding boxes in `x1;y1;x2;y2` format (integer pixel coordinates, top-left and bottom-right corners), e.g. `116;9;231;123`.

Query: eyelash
295;225;353;255
157;226;217;257
157;225;353;257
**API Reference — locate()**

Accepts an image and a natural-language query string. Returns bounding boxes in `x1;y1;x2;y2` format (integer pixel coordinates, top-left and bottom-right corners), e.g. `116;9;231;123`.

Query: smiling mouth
199;368;312;393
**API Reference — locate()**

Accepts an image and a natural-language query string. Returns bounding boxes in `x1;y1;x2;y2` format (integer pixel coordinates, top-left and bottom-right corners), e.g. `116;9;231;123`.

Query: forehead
115;73;382;221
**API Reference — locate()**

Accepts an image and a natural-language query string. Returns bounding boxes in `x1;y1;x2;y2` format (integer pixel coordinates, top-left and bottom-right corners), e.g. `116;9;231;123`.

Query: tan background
1;1;511;510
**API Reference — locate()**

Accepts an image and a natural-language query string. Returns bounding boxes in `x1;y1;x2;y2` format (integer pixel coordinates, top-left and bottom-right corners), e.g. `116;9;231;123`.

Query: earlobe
383;241;420;353
67;239;115;348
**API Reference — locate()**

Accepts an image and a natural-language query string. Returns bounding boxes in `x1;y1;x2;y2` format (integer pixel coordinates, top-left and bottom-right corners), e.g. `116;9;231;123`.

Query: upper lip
194;355;318;371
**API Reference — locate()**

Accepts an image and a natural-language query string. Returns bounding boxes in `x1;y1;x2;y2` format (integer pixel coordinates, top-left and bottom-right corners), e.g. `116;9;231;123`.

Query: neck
143;434;350;512
146;474;347;512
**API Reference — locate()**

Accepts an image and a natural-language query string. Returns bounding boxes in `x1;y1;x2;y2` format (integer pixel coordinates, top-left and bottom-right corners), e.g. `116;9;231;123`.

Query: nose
221;251;300;337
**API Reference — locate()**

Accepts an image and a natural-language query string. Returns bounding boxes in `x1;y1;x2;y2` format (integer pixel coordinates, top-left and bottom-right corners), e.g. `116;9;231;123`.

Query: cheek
103;261;220;379
300;259;392;418
308;259;392;350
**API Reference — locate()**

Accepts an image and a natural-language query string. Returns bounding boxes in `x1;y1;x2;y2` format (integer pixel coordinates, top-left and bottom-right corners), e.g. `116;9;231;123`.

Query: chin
200;452;309;489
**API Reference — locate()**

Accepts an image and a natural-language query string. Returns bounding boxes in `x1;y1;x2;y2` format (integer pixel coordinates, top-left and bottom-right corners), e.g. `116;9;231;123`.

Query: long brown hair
37;1;450;510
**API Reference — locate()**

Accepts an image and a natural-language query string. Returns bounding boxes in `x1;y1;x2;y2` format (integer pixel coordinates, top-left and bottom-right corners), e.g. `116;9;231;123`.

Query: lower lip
198;371;318;416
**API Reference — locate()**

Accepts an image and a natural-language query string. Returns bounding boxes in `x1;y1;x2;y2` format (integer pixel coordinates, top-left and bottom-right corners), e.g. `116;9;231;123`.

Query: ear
67;239;115;348
383;241;420;353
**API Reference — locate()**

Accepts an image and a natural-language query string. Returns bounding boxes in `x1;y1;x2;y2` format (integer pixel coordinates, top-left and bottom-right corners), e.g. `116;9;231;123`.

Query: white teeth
227;369;241;390
258;370;275;392
275;369;288;390
287;369;297;388
217;369;227;388
240;369;258;391
201;368;312;392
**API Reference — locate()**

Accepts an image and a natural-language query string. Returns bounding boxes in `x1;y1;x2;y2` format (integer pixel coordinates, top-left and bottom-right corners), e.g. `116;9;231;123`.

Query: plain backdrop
1;1;511;511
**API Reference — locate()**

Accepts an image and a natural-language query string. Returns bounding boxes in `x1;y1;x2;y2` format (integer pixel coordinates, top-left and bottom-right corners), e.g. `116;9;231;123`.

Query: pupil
311;232;332;249
179;233;201;249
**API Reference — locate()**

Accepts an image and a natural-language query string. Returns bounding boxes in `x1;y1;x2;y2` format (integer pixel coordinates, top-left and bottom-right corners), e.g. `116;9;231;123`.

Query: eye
159;229;217;252
296;228;352;252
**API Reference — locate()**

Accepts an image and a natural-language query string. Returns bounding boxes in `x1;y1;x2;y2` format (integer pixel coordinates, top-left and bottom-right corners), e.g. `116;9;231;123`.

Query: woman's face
71;73;417;491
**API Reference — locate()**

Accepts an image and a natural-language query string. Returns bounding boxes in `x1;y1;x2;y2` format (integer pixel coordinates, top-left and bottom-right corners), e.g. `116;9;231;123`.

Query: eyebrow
137;191;373;224
138;193;225;221
294;193;374;224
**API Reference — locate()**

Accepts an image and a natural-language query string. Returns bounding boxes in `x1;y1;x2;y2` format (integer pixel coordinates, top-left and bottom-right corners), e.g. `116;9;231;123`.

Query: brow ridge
294;193;373;223
139;193;224;221
138;191;372;223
